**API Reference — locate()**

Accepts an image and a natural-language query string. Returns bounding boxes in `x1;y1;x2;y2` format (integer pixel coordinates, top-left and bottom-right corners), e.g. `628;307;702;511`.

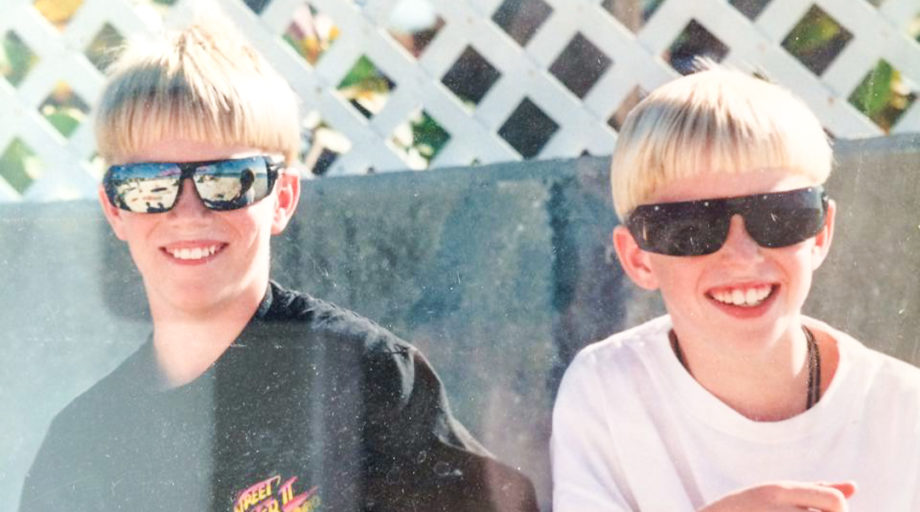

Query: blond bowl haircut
610;66;832;221
95;17;300;166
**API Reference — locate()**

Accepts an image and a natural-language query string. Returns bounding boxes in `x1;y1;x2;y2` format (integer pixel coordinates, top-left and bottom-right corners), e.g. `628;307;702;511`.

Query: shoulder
566;315;671;376
821;321;920;409
50;342;152;428
853;342;920;399
263;281;414;357
555;315;671;412
24;343;150;489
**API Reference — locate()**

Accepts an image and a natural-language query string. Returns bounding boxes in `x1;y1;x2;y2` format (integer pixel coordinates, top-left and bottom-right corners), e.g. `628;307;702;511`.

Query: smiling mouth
162;244;226;261
708;284;776;307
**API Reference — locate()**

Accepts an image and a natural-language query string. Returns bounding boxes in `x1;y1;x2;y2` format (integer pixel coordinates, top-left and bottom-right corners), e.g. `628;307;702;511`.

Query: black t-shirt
21;282;537;511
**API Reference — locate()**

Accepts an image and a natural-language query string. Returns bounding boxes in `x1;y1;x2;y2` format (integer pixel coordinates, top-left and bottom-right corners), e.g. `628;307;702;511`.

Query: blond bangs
95;23;300;165
611;69;831;220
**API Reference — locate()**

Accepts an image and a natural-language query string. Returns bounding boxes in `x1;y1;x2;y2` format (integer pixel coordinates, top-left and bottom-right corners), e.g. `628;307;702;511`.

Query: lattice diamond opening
550;33;612;99
492;0;553;47
666;19;728;75
34;0;85;31
386;0;445;58
337;55;395;119
498;98;558;159
300;110;352;176
39;81;90;138
441;46;501;109
284;2;340;66
2;31;39;87
306;131;352;176
848;60;917;133
0;138;43;195
390;108;450;170
781;5;853;76
85;23;125;72
608;86;648;131
729;0;771;20
243;0;271;14
601;0;664;33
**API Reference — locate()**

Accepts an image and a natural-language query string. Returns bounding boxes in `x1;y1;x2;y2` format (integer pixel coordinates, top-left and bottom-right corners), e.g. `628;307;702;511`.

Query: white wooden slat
66;117;96;160
754;0;813;42
524;1;578;69
468;0;503;18
361;0;403;28
585;127;617;157
259;0;307;32
413;20;468;78
880;0;919;33
0;84;20;152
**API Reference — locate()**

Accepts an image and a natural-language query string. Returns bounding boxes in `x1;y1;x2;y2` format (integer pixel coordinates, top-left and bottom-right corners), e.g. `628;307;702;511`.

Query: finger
773;484;847;511
820;482;856;499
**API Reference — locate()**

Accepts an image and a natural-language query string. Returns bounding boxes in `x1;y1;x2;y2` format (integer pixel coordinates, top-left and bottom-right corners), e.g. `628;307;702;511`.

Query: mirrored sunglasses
625;186;829;256
103;156;282;213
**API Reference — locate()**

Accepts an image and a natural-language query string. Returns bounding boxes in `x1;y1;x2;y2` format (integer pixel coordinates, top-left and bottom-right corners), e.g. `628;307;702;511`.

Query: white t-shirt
551;315;920;511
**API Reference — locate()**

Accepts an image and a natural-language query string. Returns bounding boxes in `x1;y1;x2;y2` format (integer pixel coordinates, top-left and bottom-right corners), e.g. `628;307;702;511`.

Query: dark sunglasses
103;155;282;213
625;186;828;256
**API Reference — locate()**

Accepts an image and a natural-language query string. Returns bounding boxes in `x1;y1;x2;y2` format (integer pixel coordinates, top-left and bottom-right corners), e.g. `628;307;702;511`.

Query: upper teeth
712;286;772;307
168;246;220;260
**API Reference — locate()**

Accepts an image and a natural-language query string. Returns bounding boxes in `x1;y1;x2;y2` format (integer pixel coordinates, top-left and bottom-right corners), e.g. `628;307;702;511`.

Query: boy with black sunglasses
551;65;920;511
20;16;536;512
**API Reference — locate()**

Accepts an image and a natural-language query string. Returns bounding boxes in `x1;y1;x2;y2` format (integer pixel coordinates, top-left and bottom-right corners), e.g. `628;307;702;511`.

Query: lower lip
707;286;779;319
160;246;225;266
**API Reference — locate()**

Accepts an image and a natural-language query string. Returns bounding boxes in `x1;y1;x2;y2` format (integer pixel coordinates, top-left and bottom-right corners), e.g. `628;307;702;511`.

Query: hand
699;481;856;511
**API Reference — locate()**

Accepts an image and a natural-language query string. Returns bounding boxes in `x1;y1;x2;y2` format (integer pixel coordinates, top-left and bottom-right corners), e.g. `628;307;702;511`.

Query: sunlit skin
99;138;300;385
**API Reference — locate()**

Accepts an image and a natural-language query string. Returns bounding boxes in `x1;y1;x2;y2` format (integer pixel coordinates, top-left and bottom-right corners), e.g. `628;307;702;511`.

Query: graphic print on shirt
233;475;321;512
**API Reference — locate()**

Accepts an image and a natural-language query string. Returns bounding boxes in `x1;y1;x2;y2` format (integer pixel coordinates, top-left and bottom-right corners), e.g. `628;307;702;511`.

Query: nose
168;178;209;217
718;214;761;257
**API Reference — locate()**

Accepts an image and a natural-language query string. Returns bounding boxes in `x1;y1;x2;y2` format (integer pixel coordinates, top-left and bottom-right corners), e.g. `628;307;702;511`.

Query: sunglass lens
194;157;271;211
105;163;181;213
631;204;730;256
746;190;826;248
652;216;728;256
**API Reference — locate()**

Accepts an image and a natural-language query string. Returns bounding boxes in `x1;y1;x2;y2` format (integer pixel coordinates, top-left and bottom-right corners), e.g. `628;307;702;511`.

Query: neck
671;318;819;421
149;285;266;388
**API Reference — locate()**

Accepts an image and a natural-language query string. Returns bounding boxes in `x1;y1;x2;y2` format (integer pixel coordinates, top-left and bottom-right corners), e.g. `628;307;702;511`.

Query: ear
98;185;129;241
810;198;836;270
271;169;301;235
613;225;659;290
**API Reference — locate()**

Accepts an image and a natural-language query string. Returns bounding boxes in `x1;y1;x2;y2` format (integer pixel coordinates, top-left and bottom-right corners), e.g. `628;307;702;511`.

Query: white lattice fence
1;0;918;202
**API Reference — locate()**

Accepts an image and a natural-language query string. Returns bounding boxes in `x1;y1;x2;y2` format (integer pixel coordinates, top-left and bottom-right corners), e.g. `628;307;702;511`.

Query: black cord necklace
669;326;822;410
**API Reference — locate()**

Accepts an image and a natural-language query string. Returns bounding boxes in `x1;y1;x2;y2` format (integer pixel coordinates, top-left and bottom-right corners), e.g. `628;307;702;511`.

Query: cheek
120;217;156;247
228;209;274;244
781;244;816;276
648;256;702;297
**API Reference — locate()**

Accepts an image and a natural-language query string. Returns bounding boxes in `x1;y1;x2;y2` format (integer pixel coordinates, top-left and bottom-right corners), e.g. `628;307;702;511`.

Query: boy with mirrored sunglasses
21;15;536;512
551;64;920;511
